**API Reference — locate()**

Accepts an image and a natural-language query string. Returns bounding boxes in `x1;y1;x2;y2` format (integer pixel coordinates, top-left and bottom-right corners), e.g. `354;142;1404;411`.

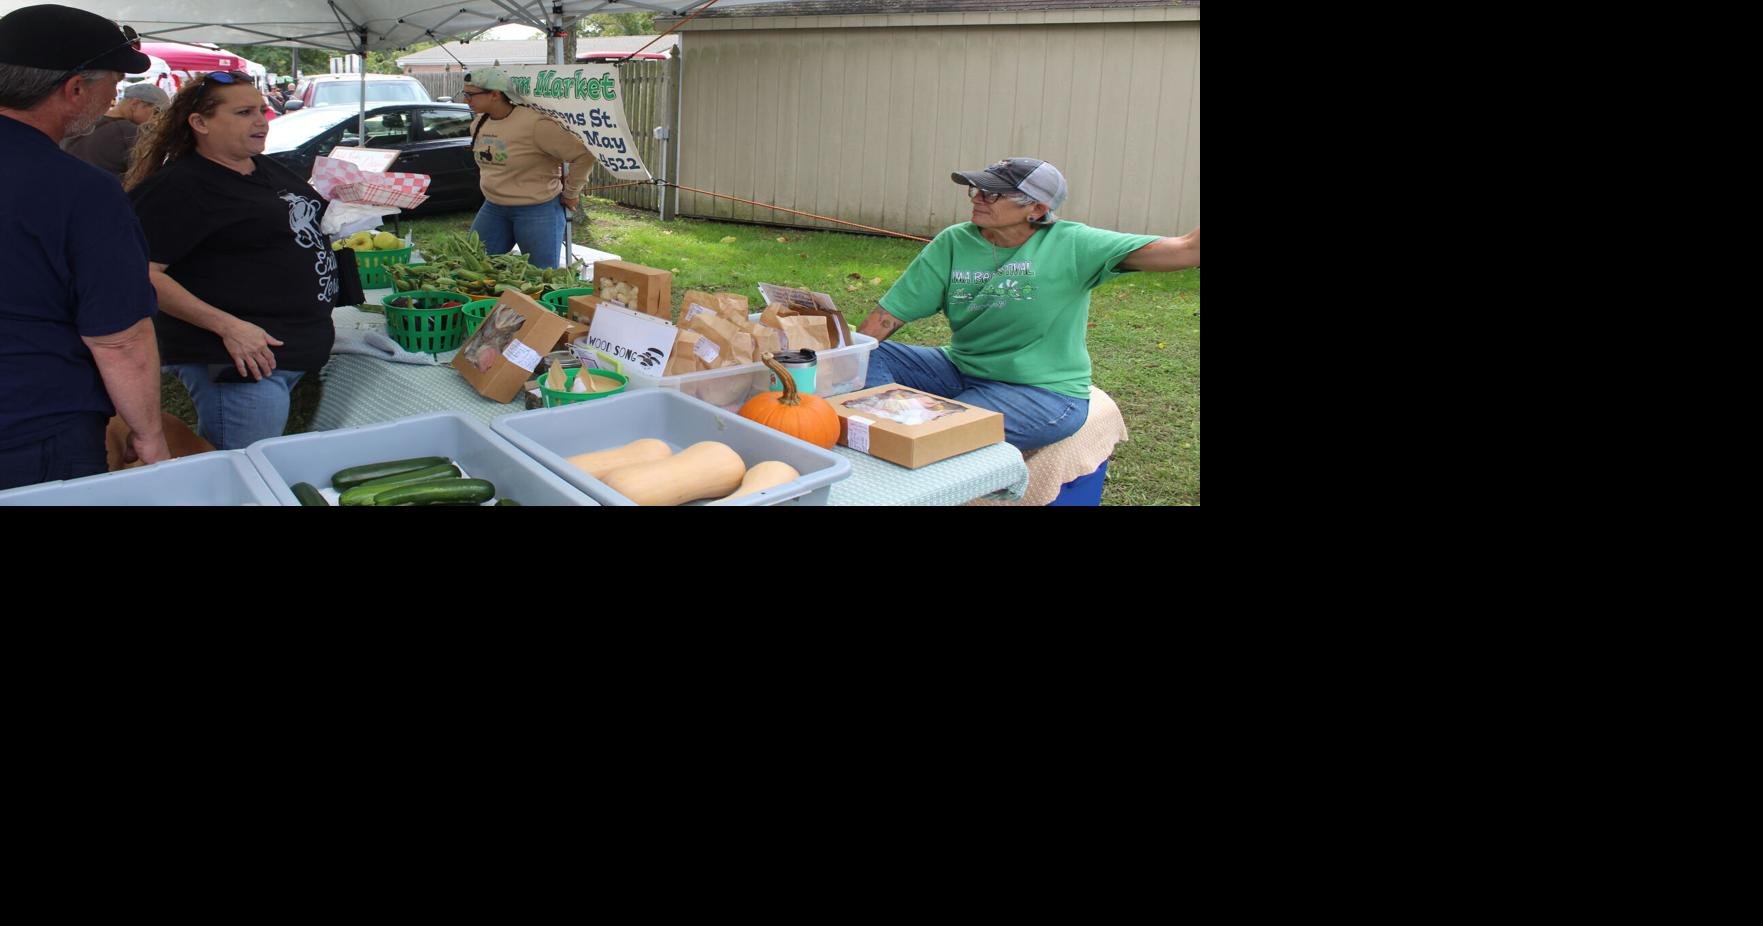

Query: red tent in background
140;41;243;75
138;41;277;117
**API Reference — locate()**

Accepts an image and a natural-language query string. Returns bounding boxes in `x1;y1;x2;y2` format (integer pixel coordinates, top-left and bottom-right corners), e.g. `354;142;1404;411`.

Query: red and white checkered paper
311;156;430;209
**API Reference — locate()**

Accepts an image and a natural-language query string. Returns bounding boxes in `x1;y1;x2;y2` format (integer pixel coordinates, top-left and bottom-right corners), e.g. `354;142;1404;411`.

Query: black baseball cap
952;157;1070;221
0;5;150;74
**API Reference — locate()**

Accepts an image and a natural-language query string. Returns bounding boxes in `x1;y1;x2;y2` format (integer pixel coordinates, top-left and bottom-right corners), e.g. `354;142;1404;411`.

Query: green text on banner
501;65;651;181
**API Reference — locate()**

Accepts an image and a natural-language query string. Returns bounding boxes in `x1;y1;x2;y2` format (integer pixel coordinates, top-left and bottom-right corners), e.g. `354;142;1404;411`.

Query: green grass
165;198;1198;505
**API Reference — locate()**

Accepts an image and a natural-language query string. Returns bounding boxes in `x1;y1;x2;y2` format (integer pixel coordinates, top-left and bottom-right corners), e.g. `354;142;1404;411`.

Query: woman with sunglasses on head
857;157;1200;451
458;67;593;268
123;69;342;451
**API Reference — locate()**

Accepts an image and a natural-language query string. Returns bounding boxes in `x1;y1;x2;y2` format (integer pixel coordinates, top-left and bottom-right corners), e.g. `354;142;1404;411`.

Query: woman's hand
222;321;285;380
562;192;580;214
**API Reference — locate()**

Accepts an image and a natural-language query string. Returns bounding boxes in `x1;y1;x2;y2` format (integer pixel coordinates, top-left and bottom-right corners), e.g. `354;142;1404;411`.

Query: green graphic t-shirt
878;222;1159;398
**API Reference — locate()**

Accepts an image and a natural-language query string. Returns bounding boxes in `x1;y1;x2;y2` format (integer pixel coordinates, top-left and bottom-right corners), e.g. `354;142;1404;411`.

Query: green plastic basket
352;244;415;289
380;289;470;354
538;366;627;407
539;286;594;316
461;298;500;337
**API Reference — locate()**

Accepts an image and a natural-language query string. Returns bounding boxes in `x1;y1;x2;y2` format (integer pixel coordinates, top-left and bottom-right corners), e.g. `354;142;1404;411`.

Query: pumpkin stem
759;352;801;406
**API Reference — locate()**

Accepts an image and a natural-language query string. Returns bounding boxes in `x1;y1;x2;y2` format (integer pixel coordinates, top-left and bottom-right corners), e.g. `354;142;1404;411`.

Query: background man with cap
0;3;168;489
62;81;170;181
859;156;1200;451
459;66;593;268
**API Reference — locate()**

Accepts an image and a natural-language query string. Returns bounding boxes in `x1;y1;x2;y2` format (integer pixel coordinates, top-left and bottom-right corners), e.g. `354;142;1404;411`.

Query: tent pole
357;29;368;146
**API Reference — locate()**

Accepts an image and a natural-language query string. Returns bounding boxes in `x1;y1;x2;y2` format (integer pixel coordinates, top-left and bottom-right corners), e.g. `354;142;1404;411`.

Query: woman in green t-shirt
858;157;1198;450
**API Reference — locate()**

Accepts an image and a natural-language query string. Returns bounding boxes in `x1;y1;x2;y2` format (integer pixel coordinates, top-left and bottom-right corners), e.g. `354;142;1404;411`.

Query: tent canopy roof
0;2;792;54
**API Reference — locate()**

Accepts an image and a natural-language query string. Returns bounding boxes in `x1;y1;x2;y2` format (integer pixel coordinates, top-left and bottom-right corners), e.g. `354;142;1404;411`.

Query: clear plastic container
599;314;877;412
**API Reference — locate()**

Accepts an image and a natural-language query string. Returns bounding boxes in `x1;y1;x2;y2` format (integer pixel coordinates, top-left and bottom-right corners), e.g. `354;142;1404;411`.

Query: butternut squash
713;460;801;503
600;441;746;506
565;438;673;480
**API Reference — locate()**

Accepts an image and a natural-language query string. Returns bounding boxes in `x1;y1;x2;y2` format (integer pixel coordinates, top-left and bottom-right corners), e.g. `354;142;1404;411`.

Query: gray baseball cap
120;82;169;107
952;157;1069;222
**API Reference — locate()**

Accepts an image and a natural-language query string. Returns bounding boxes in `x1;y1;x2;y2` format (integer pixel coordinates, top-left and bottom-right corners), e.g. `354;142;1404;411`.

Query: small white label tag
681;303;713;325
503;338;541;372
693;338;720;364
847;415;873;454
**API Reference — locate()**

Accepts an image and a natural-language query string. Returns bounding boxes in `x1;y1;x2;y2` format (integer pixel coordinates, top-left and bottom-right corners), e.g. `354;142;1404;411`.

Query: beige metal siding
675;16;1199;237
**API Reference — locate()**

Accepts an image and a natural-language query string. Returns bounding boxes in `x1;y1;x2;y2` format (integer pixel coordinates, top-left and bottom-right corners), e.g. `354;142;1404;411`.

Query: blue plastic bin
1047;459;1108;506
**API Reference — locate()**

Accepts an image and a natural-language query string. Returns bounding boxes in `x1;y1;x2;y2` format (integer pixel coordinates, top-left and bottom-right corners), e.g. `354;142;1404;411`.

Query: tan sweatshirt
472;106;594;207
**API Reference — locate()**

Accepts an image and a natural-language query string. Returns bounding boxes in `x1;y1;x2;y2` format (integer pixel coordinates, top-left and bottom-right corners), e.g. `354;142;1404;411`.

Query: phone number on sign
597;155;644;173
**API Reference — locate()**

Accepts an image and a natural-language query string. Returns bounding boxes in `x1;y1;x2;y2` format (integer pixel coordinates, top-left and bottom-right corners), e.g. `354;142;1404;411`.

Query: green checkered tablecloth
315;305;1028;505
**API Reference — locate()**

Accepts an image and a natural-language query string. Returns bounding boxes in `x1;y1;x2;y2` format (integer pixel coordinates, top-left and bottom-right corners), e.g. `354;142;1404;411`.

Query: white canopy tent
0;1;787;54
1;1;788;137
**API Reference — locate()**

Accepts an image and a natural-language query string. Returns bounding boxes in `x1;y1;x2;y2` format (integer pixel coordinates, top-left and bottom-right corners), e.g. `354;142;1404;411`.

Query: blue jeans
471;198;568;269
168;364;305;451
863;343;1089;451
0;413;106;490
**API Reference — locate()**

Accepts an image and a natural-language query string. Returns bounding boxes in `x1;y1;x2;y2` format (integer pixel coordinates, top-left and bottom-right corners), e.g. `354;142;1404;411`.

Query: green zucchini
338;463;462;506
330;455;451;491
290;482;329;507
372;477;497;507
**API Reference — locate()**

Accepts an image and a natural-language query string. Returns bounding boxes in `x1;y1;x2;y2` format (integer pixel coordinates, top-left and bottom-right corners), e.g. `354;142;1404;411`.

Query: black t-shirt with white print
130;154;338;372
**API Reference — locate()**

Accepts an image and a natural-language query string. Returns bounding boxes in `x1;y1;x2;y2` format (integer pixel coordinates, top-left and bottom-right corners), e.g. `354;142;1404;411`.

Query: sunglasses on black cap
53;23;139;86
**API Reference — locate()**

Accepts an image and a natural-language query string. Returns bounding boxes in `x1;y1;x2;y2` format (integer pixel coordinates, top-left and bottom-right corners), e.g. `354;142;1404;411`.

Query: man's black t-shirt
130;154;337;372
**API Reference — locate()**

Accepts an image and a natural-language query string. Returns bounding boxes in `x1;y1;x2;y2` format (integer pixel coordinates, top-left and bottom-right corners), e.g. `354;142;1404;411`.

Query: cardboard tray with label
451;290;573;403
827;384;1004;469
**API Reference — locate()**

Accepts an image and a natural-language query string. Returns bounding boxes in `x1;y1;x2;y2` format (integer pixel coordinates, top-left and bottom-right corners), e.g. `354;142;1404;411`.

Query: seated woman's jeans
862;342;1089;451
166;364;305;451
471;198;569;268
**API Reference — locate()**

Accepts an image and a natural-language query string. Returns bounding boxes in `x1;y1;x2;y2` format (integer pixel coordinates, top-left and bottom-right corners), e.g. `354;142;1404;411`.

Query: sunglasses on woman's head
195;70;252;100
54;23;139;85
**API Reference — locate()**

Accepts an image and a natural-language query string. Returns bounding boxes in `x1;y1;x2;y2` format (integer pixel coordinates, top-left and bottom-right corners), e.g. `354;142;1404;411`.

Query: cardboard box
594;260;672;320
567;294;602;328
553;319;586;352
451;290;573;403
827;384;1004;469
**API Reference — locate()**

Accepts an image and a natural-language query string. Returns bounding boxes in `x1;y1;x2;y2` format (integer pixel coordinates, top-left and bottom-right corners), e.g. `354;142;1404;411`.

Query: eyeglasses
458;90;486;100
54;23;139;85
968;187;1030;205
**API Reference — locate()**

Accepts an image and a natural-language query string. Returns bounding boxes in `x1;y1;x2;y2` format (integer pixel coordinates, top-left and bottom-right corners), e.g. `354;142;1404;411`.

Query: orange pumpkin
739;353;841;448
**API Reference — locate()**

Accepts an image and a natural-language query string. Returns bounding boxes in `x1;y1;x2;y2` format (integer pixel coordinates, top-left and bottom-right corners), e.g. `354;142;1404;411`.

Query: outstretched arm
1119;225;1200;272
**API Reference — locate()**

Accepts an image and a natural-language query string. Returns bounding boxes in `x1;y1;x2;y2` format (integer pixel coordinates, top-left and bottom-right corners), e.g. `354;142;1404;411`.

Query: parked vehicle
293;73;434;108
264;103;483;217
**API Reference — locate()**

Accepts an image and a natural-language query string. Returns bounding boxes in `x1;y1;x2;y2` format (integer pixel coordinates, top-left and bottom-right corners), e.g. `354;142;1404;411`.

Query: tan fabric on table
965;386;1128;506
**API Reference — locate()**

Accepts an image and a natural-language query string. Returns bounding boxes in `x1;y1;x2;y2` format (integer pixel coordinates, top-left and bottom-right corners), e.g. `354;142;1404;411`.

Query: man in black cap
0;4;167;490
858;156;1199;451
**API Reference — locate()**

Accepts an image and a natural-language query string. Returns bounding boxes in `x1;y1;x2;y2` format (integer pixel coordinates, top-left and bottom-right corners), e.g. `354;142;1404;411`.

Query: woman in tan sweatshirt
460;67;593;268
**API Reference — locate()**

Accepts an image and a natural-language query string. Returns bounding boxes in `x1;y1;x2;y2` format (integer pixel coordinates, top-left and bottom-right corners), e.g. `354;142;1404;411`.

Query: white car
292;73;434;109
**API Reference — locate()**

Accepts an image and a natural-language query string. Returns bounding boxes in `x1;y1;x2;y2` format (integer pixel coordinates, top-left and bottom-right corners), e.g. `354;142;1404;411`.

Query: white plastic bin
591;314;877;412
0;451;280;505
491;389;851;506
245;412;598;506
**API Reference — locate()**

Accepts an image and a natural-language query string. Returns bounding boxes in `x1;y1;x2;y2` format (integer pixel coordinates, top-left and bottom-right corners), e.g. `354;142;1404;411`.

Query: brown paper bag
678;290;724;328
715;292;751;321
666;330;707;376
780;314;831;351
747;319;785;354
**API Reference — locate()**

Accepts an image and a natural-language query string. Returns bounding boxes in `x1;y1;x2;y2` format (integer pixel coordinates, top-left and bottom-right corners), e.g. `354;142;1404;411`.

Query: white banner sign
503;65;652;181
